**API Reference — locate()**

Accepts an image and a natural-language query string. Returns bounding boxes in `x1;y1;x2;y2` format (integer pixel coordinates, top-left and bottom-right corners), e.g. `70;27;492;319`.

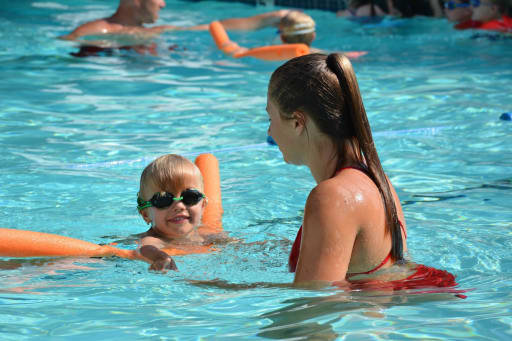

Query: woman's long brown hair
269;53;404;261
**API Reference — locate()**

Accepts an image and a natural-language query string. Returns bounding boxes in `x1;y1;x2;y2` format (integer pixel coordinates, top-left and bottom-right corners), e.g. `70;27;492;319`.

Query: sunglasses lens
149;190;203;209
182;190;204;206
151;193;175;208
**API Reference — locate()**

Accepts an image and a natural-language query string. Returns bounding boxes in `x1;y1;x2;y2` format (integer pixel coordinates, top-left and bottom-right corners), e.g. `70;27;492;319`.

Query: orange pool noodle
209;21;241;54
195;153;223;231
0;153;223;259
0;228;139;259
209;20;309;61
233;44;309;61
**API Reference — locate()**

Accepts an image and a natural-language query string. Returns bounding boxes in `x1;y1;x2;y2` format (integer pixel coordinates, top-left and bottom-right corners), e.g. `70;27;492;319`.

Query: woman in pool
267;53;463;293
136;154;226;272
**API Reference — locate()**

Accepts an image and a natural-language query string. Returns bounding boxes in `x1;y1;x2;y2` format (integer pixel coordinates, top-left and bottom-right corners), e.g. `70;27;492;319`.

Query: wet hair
279;11;316;46
269;53;404;262
138;154;204;202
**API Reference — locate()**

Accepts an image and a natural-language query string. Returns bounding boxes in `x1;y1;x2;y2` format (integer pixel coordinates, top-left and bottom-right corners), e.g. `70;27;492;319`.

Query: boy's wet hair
279;11;316;46
138;154;204;201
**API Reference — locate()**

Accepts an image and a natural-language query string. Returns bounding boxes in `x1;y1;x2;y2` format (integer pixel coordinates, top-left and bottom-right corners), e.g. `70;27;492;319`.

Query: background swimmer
198;10;367;60
470;0;512;32
443;0;479;29
136;154;227;272
186;10;316;48
59;0;180;55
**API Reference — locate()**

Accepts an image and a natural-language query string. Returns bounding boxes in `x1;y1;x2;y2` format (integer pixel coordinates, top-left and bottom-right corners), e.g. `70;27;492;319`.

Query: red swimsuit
288;167;466;297
477;15;512;33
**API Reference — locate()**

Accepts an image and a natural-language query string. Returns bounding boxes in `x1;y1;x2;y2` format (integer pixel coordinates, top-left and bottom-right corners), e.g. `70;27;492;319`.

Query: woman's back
331;167;407;276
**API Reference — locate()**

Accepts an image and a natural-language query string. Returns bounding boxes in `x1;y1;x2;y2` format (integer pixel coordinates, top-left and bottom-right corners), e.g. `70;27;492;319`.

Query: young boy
136;154;225;271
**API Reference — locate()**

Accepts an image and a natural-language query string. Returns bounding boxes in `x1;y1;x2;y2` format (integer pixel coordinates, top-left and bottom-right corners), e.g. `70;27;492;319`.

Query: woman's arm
429;0;444;17
172;10;292;31
217;9;292;31
294;183;359;285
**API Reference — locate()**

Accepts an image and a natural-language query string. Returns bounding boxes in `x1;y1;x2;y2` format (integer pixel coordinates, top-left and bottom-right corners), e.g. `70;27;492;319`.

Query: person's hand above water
140;245;178;272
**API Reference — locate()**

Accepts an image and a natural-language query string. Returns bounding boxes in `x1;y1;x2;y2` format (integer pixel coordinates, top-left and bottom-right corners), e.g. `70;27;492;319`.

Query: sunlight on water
0;0;511;339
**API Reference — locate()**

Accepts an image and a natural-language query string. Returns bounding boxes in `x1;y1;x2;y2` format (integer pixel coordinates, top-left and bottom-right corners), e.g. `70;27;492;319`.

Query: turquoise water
1;0;512;339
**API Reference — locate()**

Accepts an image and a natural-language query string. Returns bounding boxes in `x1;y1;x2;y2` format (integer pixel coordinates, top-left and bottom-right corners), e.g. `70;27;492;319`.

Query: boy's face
141;180;206;240
471;0;500;22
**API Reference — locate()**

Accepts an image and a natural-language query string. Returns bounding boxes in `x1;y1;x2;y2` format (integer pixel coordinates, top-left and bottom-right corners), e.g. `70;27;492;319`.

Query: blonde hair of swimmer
279;11;316;46
136;154;209;272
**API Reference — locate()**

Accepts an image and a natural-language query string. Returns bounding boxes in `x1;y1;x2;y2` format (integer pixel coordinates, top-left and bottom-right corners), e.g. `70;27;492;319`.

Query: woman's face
266;95;303;165
444;0;473;23
471;0;500;22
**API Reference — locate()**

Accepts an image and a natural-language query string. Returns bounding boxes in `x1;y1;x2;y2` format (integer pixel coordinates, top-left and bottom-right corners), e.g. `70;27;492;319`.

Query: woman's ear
139;208;152;225
292;110;306;135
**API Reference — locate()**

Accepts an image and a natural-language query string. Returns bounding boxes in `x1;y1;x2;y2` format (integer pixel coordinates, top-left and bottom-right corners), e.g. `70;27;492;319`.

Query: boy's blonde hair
279;11;316;46
138;154;204;201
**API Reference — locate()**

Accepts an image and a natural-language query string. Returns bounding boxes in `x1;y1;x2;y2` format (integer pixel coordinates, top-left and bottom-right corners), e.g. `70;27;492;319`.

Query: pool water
1;0;512;339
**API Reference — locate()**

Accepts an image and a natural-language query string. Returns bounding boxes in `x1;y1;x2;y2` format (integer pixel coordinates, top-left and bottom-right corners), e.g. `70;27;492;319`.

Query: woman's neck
306;137;359;184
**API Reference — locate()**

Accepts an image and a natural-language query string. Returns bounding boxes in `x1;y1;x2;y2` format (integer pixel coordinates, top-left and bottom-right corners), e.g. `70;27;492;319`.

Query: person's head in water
443;0;473;23
116;0;167;25
137;154;206;240
278;11;316;46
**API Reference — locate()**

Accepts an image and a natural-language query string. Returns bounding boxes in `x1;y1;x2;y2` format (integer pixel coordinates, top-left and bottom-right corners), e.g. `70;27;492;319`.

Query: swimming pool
1;0;511;339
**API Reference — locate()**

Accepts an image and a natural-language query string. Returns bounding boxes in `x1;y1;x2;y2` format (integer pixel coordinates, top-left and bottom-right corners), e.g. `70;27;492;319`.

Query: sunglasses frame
137;189;205;211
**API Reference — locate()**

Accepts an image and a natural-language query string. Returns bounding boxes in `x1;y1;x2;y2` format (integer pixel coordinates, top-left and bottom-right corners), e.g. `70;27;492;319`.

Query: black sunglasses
137;189;205;210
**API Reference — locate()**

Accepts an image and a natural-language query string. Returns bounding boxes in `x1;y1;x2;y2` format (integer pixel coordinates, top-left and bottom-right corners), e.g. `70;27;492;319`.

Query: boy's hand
149;255;178;272
139;245;178;272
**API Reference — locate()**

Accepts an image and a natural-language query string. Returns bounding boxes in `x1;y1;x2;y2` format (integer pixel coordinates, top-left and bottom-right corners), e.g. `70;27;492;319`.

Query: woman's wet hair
138;154;204;201
279;11;316;46
269;53;404;261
